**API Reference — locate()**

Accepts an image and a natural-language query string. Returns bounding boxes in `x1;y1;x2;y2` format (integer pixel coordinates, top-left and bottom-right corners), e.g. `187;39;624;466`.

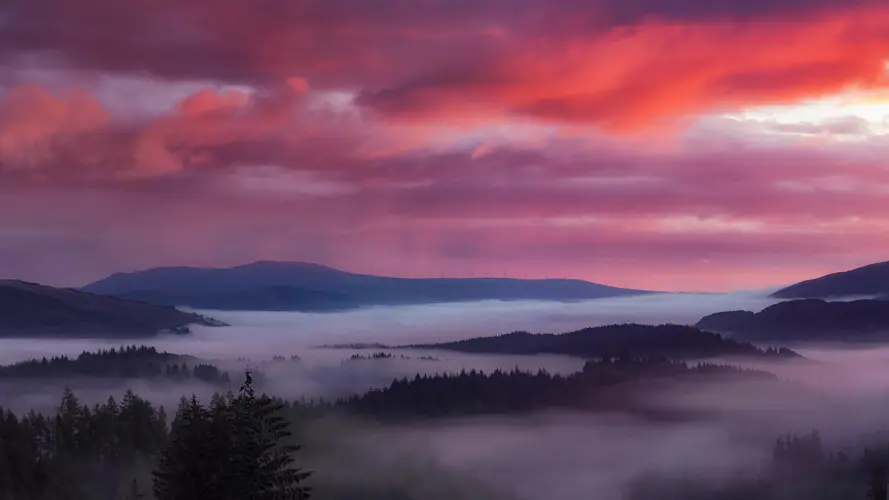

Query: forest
339;357;776;419
1;356;888;499
0;346;231;385
0;372;308;500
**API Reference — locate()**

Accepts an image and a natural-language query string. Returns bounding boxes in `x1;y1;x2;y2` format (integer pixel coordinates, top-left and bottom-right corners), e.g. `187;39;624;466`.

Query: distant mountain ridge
400;324;799;360
772;260;889;299
697;298;889;342
82;261;655;311
0;280;225;337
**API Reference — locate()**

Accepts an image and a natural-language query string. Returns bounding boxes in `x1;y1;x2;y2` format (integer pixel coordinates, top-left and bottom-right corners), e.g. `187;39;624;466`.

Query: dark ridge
697;298;889;341
0;279;226;338
772;260;889;299
400;323;800;359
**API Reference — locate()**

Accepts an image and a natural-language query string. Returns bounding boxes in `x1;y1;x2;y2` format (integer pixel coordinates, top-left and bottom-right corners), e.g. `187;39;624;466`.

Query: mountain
696;298;889;341
82;261;654;311
113;286;357;311
401;324;799;360
772;260;889;298
0;280;226;337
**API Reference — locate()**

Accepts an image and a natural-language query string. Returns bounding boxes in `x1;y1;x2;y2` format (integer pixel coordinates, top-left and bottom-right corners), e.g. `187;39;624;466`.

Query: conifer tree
151;396;215;500
152;371;311;500
231;370;312;500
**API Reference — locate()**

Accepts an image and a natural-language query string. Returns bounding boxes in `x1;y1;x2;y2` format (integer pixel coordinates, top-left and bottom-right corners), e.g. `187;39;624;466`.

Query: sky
2;0;889;291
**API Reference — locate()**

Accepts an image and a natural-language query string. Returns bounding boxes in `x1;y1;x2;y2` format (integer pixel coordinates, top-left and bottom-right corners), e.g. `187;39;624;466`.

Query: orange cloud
4;0;889;289
2;0;887;130
359;5;889;129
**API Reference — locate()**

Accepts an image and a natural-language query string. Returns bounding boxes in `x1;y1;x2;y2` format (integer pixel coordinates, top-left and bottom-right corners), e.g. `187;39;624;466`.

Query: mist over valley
5;275;889;499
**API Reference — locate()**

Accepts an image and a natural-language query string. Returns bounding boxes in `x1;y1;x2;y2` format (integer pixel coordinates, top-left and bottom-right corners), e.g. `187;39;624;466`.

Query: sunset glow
3;0;889;290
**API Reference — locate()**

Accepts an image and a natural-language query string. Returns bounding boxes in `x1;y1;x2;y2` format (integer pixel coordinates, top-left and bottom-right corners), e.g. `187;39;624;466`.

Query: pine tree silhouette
152;370;311;500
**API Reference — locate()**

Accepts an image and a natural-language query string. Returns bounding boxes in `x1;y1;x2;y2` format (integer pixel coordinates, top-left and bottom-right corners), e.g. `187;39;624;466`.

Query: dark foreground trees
152;370;312;500
0;371;310;500
0;388;167;499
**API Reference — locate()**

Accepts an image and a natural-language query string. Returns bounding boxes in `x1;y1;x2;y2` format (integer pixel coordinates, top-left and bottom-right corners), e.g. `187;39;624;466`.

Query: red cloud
359;7;889;129
2;0;888;128
3;0;889;289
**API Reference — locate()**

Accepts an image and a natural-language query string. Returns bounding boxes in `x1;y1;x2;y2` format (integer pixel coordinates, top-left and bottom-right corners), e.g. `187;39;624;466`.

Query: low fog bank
305;413;767;500
196;291;779;349
302;346;889;500
8;291;889;499
0;291;779;365
0;350;585;414
300;369;889;500
7;348;889;499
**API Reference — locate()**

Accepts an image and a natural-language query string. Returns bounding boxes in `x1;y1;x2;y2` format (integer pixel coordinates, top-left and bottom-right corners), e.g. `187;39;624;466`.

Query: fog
6;291;889;499
0;291;779;365
297;347;889;500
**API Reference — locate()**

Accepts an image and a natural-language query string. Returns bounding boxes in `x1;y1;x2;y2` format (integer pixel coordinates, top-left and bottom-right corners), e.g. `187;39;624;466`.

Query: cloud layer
2;0;889;289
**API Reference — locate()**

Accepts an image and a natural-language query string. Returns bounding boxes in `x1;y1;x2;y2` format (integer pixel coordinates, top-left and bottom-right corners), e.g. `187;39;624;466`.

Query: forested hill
0;345;231;384
771;259;889;299
339;358;777;419
0;280;226;337
403;324;800;359
697;298;889;342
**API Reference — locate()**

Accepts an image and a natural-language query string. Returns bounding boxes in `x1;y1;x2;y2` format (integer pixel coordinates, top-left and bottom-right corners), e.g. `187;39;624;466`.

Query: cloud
1;1;888;128
2;87;889;290
357;7;889;129
3;1;889;289
0;85;109;169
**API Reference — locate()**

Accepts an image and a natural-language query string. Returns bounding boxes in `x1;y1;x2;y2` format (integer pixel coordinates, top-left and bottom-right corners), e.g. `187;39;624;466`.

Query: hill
697;298;889;341
772;260;889;298
0;345;230;384
81;260;654;311
400;324;799;359
0;280;226;337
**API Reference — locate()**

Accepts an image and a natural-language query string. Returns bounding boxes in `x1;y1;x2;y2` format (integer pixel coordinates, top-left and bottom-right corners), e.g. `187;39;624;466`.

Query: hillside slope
697;298;889;341
772;261;889;299
0;280;225;337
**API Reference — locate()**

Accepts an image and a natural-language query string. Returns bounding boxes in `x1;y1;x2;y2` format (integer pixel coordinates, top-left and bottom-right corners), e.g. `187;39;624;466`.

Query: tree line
1;361;888;499
0;372;310;500
406;323;801;359
0;345;231;385
338;357;776;419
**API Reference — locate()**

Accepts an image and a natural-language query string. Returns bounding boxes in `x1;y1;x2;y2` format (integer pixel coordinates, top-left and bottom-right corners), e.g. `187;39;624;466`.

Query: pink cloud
0;85;109;169
2;1;889;290
1;1;888;128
